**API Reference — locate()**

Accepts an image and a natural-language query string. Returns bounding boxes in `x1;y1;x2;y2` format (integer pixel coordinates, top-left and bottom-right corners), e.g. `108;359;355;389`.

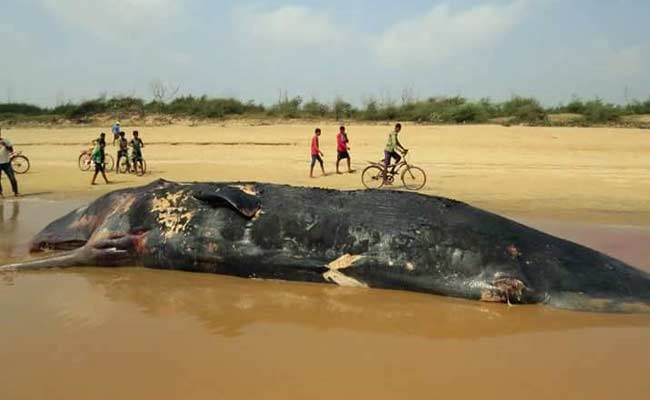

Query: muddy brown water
1;200;649;400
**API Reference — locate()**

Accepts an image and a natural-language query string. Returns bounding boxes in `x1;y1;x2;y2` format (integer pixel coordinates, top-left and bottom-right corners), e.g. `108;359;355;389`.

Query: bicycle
78;148;114;172
361;150;427;190
10;151;30;174
118;154;147;176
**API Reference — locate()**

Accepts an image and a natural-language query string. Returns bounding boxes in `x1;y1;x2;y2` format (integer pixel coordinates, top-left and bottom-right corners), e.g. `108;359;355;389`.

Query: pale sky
1;0;649;106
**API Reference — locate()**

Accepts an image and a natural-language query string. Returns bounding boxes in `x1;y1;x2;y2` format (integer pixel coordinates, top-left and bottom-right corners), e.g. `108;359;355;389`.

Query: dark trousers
0;162;19;195
384;151;401;173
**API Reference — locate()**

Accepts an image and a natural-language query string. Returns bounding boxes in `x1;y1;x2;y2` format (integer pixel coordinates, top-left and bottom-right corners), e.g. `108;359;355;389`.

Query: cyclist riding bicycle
383;123;408;184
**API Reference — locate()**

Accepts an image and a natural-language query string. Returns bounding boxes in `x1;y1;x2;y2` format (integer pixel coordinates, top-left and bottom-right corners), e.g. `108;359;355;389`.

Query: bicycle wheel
104;154;115;171
361;165;385;189
117;157;130;174
401;166;426;190
11;155;30;174
78;153;91;171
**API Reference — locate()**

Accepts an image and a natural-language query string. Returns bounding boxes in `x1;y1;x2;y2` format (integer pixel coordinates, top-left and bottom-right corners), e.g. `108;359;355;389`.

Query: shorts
117;150;128;158
94;161;105;173
311;154;323;167
337;150;349;161
132;152;142;161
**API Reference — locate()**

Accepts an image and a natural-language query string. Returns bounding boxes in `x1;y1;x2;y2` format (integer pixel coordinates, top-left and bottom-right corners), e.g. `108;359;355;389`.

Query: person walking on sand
111;121;121;146
310;128;326;178
91;133;110;185
0;128;20;197
336;125;353;174
383;123;407;185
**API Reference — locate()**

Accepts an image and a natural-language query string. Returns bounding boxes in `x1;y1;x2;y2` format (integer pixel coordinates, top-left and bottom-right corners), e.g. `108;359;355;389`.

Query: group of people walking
310;125;355;178
91;122;145;185
2;121;407;197
310;123;407;183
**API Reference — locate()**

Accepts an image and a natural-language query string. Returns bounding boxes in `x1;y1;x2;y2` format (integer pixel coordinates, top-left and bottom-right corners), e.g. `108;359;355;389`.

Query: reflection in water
0;201;19;261
0;200;20;227
0;200;20;231
1;267;649;400
66;267;650;339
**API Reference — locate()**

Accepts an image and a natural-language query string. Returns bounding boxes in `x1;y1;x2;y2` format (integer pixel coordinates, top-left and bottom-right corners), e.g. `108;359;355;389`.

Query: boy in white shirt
0;128;19;197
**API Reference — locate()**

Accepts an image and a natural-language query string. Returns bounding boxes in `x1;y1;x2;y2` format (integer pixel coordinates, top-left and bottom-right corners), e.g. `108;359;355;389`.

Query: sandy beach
4;122;650;225
2;122;650;400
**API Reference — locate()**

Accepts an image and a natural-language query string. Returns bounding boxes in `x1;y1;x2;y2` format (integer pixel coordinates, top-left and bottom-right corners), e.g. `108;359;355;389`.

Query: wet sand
1;123;649;399
1;200;649;400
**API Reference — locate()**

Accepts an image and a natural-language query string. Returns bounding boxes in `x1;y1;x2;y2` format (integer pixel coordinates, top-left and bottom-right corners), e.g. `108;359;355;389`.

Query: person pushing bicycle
0;127;20;197
130;130;144;174
116;131;129;174
383;123;407;184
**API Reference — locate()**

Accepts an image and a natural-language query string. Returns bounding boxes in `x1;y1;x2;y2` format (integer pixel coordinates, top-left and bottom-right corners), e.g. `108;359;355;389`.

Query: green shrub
269;96;302;118
0;103;45;115
441;103;489;123
361;99;381;120
581;98;621;123
564;98;587;114
501;96;547;123
66;99;109;120
302;99;329;117
625;98;650;114
332;99;356;120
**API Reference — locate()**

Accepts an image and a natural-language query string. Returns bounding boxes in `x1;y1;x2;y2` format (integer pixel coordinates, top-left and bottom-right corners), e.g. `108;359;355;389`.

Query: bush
361;99;381;120
332;99;356;120
0;103;45;115
581;98;621;123
563;98;587;114
106;97;145;116
625;98;650;115
302;99;329;117
501;96;547;123
415;97;467;122
441;103;489;123
66;99;109;120
269;96;302;118
162;96;254;118
51;102;77;117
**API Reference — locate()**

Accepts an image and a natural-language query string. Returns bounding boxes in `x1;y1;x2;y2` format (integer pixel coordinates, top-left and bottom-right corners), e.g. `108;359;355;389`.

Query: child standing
310;128;325;178
130;131;145;175
116;131;129;174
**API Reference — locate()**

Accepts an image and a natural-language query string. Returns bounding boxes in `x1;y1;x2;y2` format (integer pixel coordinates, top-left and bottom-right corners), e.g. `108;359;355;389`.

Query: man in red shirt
336;125;353;174
310;128;325;178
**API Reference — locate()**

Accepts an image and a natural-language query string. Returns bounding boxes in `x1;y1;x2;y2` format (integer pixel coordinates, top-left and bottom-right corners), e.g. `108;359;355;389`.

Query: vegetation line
2;94;650;128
